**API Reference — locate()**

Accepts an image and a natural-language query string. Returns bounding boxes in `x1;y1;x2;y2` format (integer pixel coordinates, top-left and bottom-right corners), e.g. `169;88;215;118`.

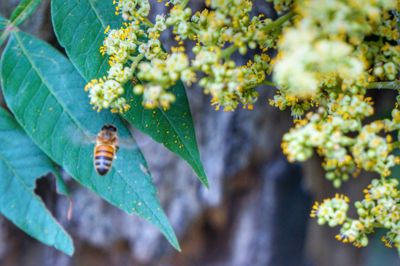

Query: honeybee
94;124;119;176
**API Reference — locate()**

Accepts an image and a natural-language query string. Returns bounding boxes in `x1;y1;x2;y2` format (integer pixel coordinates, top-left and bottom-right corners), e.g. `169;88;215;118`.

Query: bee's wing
64;125;97;147
64;125;142;150
118;137;141;151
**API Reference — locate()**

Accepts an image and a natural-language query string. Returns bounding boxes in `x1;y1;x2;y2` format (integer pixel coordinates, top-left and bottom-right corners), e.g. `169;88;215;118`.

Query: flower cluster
266;0;293;13
132;0;291;110
310;194;349;227
85;78;128;113
352;121;398;177
83;0;400;253
85;0;294;112
84;21;147;112
272;0;400;252
282;94;379;187
283;107;400;187
115;0;150;21
311;178;400;251
271;0;398;113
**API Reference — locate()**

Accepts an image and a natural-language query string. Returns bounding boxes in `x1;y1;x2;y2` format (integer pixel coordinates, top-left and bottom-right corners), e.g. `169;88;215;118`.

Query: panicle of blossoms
382;222;400;252
282;94;378;187
336;220;369;248
282;110;355;188
282;98;400;188
310;194;349;227
86;1;174;111
100;22;145;66
270;0;400;253
133;50;190;108
367;178;400;252
86;0;294;112
312;178;400;250
266;0;293;13
361;179;400;227
85;20;147;112
85;78;129;113
357;9;400;83
191;47;271;110
365;41;400;82
114;0;150;21
132;0;289;111
165;4;193;39
271;0;398;112
276;0;399;192
138;39;165;60
274;29;365;98
352;121;399;177
148;15;167;39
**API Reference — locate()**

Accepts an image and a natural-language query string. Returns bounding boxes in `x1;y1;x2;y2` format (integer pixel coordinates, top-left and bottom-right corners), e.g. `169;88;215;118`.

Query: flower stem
263;80;277;87
142;17;154;28
189;22;200;33
366;81;400;90
392;142;400;149
220;12;295;59
221;45;237;59
129;53;145;67
180;0;189;8
262;11;295;32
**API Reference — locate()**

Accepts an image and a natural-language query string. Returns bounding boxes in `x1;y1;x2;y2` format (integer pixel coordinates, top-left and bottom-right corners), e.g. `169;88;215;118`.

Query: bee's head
101;124;117;132
100;124;117;140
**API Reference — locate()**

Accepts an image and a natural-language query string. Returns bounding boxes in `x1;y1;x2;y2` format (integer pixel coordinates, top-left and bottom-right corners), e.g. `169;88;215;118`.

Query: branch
221;45;237;58
220;11;295;59
262;11;295;32
366;81;400;90
263;80;277;87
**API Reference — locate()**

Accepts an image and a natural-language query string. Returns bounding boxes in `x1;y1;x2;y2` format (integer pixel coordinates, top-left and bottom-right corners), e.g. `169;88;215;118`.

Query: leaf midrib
0;152;36;198
13;32;93;143
11;0;39;25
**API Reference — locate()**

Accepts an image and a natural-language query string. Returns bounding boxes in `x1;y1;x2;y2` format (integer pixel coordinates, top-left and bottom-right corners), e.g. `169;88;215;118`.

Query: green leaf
0;15;9;31
53;167;70;196
0;0;42;46
0;31;180;250
0;16;10;46
0;107;73;255
10;0;42;27
51;0;208;187
123;83;208;186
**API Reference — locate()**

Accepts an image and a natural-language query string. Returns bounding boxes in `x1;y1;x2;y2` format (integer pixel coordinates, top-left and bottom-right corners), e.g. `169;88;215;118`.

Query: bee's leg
114;145;120;159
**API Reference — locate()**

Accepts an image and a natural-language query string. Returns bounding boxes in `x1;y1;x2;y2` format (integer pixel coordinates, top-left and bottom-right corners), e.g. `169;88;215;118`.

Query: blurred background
0;0;399;265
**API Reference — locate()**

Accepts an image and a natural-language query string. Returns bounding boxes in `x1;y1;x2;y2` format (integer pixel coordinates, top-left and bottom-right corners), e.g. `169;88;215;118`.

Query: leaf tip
65;244;75;256
196;169;209;188
171;238;181;252
201;178;209;189
54;231;74;256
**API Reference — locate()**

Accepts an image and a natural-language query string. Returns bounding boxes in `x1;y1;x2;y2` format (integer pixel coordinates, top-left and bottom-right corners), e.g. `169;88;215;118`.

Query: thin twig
366;81;400;90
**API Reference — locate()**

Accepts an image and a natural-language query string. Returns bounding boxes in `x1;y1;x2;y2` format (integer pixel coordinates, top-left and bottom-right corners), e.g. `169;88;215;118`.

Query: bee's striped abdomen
94;144;115;176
